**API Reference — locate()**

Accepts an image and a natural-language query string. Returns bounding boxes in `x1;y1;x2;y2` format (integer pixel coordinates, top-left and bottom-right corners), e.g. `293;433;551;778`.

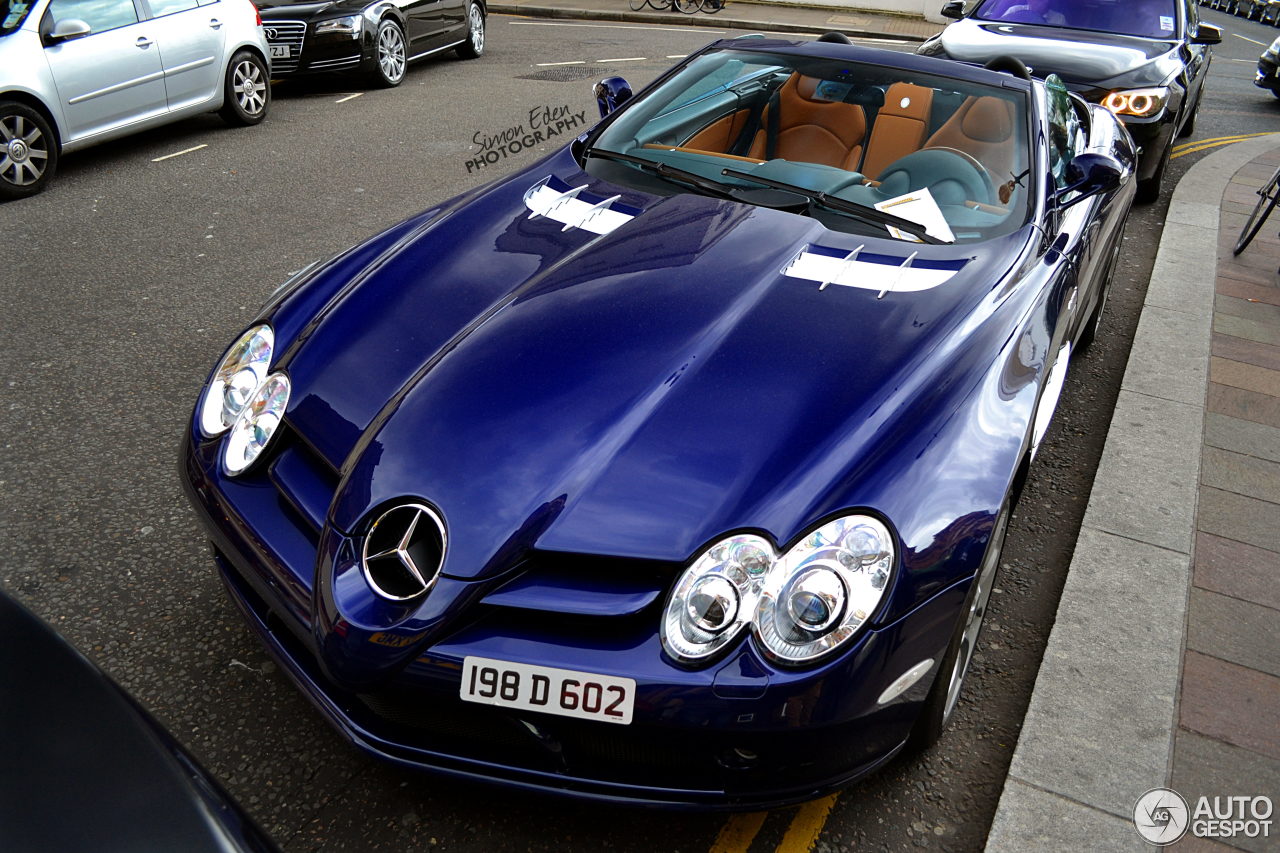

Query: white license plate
460;656;635;725
269;44;290;59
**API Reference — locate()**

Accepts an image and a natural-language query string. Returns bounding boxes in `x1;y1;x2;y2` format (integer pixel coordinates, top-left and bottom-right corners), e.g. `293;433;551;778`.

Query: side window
1045;74;1084;190
46;0;139;32
148;0;200;15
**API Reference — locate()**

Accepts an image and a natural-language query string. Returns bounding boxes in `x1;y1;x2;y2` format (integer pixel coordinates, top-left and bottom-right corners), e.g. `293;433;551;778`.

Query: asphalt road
1;8;1278;852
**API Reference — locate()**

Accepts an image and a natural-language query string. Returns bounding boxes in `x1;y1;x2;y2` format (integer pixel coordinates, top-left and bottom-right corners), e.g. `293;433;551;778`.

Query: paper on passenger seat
874;188;955;244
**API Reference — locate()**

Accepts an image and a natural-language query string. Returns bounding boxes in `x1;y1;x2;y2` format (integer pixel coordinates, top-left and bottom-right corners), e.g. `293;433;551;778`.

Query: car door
402;0;463;53
139;0;226;112
40;0;168;144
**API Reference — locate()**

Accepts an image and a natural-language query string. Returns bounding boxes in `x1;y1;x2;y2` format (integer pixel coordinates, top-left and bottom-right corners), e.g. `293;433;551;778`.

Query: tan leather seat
860;83;934;180
747;75;866;170
922;95;1018;183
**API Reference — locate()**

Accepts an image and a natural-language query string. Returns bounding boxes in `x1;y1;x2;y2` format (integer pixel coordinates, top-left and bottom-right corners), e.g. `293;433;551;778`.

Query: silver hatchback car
1;0;270;200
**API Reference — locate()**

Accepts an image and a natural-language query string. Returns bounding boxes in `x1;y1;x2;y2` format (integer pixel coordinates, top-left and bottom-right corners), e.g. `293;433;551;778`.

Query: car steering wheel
877;147;997;207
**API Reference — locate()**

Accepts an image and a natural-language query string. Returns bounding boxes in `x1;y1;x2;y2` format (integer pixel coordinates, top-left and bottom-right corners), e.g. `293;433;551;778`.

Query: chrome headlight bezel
198;324;274;438
315;15;362;35
222;371;291;476
660;534;776;663
1101;87;1169;119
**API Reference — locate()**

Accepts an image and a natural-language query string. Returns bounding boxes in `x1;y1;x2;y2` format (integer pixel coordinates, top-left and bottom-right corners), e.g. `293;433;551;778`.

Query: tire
702;0;725;11
1234;168;1280;255
1077;233;1122;353
369;19;407;87
1135;139;1171;204
628;0;647;9
1178;94;1200;138
218;51;269;127
908;503;1010;750
0;101;57;201
455;2;484;59
674;0;701;12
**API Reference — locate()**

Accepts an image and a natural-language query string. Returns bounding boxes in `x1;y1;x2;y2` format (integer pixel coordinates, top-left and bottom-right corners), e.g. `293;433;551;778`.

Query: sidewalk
987;135;1280;852
488;0;941;40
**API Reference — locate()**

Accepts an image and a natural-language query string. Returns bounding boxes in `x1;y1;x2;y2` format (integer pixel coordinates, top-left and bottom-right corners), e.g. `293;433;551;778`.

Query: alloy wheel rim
942;510;1006;721
233;62;266;116
380;25;406;81
469;6;484;52
0;115;48;186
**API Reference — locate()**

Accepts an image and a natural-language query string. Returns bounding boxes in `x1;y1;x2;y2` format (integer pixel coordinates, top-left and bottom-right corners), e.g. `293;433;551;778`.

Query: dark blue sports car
181;35;1136;809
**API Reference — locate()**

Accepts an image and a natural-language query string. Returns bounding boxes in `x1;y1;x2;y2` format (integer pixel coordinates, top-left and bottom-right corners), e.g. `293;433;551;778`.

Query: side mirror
594;77;633;118
941;1;966;19
1191;23;1222;45
1058;152;1124;208
47;18;92;43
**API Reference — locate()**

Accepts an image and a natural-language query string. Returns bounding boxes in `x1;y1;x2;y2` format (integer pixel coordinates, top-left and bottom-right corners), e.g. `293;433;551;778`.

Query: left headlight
755;516;894;664
315;15;362;35
199;325;273;438
223;372;290;475
1101;87;1169;119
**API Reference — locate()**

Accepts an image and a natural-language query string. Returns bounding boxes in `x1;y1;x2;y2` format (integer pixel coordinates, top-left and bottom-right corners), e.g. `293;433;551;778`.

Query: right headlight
1101;87;1169;119
315;15;362;35
198;325;273;438
660;515;895;666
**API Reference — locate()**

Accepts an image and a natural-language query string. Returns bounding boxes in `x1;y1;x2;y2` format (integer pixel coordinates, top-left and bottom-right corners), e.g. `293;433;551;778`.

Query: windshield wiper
719;168;946;245
585;148;742;202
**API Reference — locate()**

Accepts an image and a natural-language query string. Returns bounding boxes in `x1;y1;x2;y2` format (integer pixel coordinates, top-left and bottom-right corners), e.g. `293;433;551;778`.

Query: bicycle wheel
1234;166;1280;255
701;0;724;11
674;0;701;11
628;0;648;11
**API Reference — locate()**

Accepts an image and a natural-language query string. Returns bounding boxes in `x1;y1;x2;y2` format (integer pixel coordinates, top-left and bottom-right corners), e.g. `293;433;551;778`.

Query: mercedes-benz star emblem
361;504;447;601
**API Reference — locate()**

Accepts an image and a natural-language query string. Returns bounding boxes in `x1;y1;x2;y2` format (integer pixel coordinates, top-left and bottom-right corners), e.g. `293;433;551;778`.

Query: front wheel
0;101;57;201
674;0;701;12
369;19;407;87
908;502;1009;750
628;0;649;9
1135;139;1170;204
1234;167;1280;255
455;2;485;59
218;51;269;126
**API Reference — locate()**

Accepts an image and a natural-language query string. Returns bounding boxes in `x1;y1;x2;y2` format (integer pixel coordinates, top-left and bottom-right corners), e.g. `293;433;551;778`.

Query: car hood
273;152;1030;579
931;18;1179;89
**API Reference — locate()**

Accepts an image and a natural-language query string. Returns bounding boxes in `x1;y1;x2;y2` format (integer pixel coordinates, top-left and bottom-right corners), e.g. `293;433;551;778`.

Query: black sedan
919;0;1221;202
258;0;485;87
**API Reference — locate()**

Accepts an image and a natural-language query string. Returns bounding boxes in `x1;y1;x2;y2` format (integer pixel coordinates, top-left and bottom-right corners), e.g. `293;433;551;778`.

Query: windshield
1;0;36;35
974;0;1181;40
586;47;1033;244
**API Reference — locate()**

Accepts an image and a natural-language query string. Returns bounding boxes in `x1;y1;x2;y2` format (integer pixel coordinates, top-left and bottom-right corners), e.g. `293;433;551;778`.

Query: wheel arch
0;90;63;152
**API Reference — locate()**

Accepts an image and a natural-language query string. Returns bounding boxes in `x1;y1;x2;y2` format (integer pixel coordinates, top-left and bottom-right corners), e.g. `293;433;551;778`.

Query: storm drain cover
517;65;610;82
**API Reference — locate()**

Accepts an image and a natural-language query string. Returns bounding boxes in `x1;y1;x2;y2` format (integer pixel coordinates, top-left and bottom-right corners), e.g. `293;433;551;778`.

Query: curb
488;3;929;41
984;132;1280;852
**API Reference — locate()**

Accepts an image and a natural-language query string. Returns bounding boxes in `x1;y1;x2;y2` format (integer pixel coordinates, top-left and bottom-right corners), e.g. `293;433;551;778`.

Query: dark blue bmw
181;35;1136;809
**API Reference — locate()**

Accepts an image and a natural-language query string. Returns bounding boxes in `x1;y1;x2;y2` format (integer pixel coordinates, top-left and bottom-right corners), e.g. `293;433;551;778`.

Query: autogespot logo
1134;788;1190;845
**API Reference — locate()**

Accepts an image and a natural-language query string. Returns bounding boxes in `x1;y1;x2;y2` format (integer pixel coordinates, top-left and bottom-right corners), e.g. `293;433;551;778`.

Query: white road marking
508;20;724;34
335;92;364;103
1233;32;1268;46
152;144;207;162
536;60;587;66
1231;57;1261;62
598;57;647;62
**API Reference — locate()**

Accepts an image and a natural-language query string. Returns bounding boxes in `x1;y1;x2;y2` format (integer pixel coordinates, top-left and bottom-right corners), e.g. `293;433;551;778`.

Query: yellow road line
709;812;769;853
1173;132;1274;154
776;794;840;853
1173;133;1278;159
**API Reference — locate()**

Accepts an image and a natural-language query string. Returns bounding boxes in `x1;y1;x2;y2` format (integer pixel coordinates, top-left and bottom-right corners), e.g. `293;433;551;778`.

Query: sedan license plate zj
270;45;290;58
460;656;635;724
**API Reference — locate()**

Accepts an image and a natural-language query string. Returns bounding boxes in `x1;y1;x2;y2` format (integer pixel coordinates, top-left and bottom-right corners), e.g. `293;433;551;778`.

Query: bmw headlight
754;516;894;664
316;15;362;35
661;535;775;662
1101;87;1169;119
223;372;290;475
198;325;273;437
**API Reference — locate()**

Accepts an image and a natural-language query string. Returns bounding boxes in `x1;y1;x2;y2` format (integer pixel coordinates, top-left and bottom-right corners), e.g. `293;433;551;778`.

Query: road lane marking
709;812;768;853
1233;33;1268;46
1231;57;1261;62
536;60;587;66
508;20;725;34
598;57;647;62
776;794;839;853
1173;131;1276;156
1173;133;1278;159
152;144;207;162
335;92;364;103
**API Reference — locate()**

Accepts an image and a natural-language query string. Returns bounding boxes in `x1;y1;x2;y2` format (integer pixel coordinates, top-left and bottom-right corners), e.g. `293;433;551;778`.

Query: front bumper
1115;112;1176;184
180;425;966;809
262;20;369;77
1256;55;1280;93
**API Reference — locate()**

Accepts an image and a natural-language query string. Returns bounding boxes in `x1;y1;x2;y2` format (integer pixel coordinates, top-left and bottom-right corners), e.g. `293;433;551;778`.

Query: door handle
209;18;222;28
135;36;153;47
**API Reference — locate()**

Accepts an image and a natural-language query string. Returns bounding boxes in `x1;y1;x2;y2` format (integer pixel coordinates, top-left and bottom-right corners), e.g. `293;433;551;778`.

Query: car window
46;0;140;33
975;0;1181;40
2;0;38;35
1045;74;1085;190
147;0;200;15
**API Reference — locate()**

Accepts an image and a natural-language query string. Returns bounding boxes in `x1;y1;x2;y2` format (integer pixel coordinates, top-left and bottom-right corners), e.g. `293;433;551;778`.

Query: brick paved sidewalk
1172;147;1280;853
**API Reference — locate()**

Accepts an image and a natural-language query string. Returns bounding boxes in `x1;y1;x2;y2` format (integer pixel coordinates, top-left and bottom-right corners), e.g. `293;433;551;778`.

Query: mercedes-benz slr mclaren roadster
181;35;1136;809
